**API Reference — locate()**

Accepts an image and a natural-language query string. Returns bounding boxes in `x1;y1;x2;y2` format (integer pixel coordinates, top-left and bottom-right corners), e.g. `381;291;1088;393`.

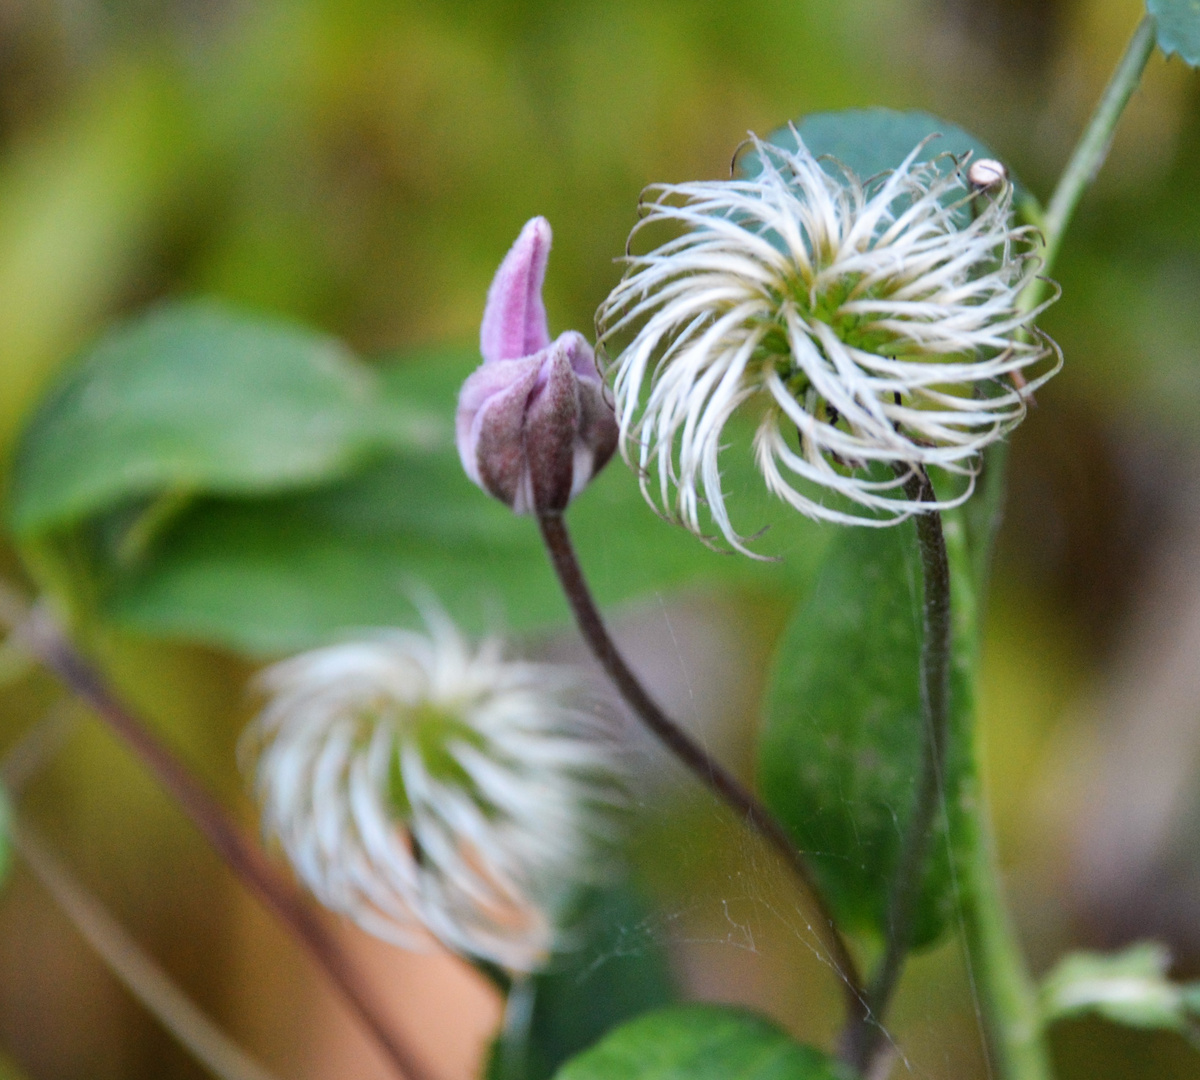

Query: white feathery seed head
243;603;624;973
598;129;1061;554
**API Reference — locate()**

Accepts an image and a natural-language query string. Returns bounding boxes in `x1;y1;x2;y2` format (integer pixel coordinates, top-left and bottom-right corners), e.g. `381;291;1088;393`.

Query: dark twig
838;466;953;1074
537;511;867;1021
11;604;433;1080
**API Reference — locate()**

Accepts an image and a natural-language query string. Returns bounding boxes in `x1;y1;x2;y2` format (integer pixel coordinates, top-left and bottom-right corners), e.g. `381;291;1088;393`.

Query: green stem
943;508;1053;1080
1025;14;1156;305
963;766;1053;1080
960;20;1160;1080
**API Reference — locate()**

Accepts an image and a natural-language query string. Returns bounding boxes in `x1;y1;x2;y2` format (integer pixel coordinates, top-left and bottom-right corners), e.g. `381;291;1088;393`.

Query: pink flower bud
480;216;552;364
458;219;617;515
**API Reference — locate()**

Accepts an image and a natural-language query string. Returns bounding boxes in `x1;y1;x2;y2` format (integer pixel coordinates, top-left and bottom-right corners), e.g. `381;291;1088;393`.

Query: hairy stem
537;511;867;1022
12;605;432;1080
9;814;283;1080
838;468;952;1075
1024;14;1156;307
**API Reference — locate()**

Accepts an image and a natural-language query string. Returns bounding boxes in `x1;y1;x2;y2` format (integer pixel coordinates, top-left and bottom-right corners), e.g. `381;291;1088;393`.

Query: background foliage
0;1;1198;1078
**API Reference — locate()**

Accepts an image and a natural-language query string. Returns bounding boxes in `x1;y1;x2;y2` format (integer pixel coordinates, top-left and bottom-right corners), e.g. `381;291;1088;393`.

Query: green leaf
1041;942;1194;1031
487;884;677;1080
0;1049;30;1080
758;520;974;947
552;1005;849;1080
1148;1;1200;66
743;107;1031;214
17;330;827;654
8;301;427;537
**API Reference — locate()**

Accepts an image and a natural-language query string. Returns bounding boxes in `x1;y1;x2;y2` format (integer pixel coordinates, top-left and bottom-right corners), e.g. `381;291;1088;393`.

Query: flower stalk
536;510;868;1021
1023;14;1157;308
837;468;952;1074
963;776;1054;1080
4;598;432;1080
8;813;283;1080
957;17;1161;1080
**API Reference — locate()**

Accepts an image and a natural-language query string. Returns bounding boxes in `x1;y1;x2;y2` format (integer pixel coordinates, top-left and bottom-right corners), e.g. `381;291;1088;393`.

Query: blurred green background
0;0;1198;1077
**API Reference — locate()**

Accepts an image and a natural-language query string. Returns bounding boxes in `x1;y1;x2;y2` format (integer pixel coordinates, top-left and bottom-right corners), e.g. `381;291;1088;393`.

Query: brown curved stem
14;606;433;1080
838;466;953;1074
537;511;867;1023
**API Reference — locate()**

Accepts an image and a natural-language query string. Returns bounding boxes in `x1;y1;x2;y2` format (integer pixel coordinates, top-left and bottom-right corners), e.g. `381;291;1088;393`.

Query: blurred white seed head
598;131;1061;554
244;604;624;973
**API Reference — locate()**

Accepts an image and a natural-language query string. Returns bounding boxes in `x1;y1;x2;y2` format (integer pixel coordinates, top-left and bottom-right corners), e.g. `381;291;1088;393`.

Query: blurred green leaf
552;1005;849;1080
10;306;828;653
1041;942;1196;1032
0;786;9;893
758;521;973;947
103;442;824;653
744;107;1030;213
0;1048;29;1080
487;884;677;1080
8;301;426;536
1148;2;1200;66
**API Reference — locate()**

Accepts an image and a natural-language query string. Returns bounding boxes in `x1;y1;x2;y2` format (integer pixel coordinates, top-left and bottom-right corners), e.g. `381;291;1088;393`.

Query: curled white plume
598;130;1061;554
243;603;623;973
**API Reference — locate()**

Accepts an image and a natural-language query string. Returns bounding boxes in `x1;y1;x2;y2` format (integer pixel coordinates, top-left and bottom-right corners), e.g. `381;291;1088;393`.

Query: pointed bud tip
480;217;554;365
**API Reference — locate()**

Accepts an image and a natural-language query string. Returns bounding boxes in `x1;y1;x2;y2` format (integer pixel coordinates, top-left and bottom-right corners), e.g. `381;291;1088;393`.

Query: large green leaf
758;519;975;947
487;884;677;1080
1148;1;1200;66
742;108;1030;214
790;109;1008;181
553;1005;849;1080
102;438;825;653
9;304;827;654
8;302;425;536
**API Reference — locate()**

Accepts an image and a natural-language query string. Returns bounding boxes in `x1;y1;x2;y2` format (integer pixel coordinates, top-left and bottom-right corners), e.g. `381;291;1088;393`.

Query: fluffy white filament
598;130;1061;553
244;606;622;973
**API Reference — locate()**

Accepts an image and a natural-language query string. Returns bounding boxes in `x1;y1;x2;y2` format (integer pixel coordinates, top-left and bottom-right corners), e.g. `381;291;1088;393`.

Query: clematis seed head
243;599;626;973
458;217;618;515
598;132;1061;553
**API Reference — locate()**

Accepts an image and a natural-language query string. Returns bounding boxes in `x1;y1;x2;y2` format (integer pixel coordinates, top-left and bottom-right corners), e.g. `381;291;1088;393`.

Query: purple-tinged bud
458;219;618;515
480;216;552;364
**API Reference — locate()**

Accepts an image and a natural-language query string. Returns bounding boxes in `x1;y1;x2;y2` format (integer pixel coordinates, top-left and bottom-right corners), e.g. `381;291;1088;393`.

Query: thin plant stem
536;511;868;1022
956;19;1160;1080
1023;14;1156;308
8;814;283;1080
963;766;1053;1080
0;699;77;795
838;467;952;1075
8;602;433;1080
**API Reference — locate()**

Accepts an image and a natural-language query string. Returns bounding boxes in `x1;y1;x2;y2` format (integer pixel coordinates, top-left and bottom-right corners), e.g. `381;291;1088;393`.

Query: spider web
541;589;993;1079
